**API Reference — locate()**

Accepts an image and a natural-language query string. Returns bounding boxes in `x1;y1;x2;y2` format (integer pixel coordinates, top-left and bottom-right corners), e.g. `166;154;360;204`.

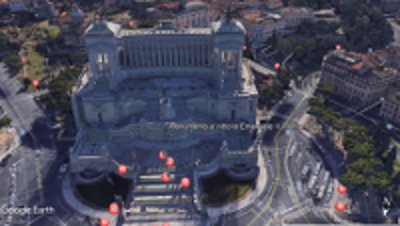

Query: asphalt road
0;63;74;226
218;72;332;226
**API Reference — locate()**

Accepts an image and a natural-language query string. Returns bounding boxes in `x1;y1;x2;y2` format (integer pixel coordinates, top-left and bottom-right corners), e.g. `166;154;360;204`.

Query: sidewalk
62;176;118;226
206;149;268;218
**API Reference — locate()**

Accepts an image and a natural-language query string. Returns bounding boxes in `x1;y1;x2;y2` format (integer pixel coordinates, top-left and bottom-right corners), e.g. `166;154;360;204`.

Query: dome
184;1;209;11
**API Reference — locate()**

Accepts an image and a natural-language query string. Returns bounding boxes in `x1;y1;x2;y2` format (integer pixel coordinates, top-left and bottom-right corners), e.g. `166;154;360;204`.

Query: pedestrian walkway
245;58;277;77
206;149;268;218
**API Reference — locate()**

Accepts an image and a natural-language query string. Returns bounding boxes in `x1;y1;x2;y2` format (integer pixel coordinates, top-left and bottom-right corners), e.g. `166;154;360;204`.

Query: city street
0;63;74;226
218;71;339;226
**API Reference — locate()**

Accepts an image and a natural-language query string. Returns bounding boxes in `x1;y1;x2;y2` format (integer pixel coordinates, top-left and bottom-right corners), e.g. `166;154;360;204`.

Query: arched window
96;53;109;71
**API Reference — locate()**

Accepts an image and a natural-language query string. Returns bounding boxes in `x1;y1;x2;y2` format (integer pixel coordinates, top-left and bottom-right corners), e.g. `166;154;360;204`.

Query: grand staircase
123;167;204;224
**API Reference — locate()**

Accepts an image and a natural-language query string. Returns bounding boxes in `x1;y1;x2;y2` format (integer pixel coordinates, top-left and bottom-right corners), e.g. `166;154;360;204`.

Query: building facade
70;15;259;183
58;4;85;46
380;82;400;125
173;1;220;28
242;7;313;47
321;47;400;107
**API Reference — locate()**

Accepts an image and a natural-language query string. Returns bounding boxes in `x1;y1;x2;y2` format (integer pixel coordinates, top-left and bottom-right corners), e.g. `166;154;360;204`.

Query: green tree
277;69;291;90
4;53;22;75
0;117;12;128
341;170;366;187
316;82;336;97
259;84;284;107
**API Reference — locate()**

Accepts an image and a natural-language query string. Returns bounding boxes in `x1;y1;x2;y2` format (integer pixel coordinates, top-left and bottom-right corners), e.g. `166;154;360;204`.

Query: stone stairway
123;167;202;223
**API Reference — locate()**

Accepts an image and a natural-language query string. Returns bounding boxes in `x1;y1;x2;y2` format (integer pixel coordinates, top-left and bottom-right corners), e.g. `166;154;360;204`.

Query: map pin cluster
157;150;191;189
335;184;348;213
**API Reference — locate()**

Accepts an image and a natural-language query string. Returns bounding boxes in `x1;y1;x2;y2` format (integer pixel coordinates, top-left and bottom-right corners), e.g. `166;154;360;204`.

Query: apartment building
321;47;400;107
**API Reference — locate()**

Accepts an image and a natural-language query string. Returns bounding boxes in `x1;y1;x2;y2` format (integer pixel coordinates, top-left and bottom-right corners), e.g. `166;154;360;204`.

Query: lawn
201;172;253;207
25;46;46;79
38;21;60;39
17;45;47;91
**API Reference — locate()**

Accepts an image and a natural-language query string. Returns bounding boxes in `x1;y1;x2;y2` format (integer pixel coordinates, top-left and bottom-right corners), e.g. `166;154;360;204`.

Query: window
98;112;103;126
221;50;238;70
118;49;125;67
231;110;236;121
96;53;109;71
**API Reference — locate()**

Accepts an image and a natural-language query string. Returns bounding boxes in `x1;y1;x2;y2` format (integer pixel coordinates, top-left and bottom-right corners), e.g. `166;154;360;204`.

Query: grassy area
17;45;47;91
201;172;253;207
25;46;46;79
38;21;60;39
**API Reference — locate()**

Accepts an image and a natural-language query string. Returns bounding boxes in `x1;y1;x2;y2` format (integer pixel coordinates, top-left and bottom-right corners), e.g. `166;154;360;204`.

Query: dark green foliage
40;68;80;113
3;53;22;76
0;117;11;128
309;84;393;191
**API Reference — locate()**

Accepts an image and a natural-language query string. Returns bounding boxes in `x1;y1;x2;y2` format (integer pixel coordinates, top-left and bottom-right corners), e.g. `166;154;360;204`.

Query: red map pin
336;44;342;50
165;157;175;168
99;217;109;226
158;150;167;161
117;164;128;175
161;172;171;183
128;21;135;27
108;202;120;215
21;57;27;64
32;80;39;88
337;184;347;195
274;63;281;71
335;201;346;212
162;223;171;226
180;177;190;189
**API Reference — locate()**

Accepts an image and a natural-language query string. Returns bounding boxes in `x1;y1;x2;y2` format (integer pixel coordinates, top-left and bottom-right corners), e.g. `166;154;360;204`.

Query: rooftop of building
85;14;246;37
75;59;257;97
325;47;400;79
280;6;312;15
385;81;400;105
240;10;263;23
184;1;210;11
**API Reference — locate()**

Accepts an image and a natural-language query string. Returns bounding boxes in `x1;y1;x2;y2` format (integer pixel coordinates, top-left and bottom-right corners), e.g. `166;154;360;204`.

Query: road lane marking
247;73;318;226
